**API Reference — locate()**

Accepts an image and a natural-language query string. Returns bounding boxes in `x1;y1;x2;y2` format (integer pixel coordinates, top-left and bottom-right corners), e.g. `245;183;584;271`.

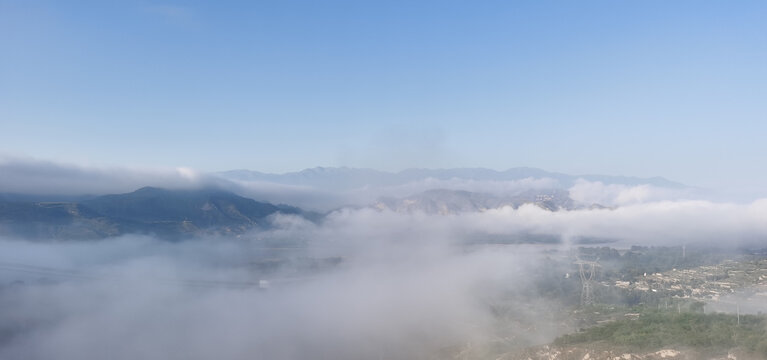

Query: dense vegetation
555;311;767;356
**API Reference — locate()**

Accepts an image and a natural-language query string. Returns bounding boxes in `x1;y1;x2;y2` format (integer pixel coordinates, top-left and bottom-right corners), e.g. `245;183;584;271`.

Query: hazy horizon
2;1;767;192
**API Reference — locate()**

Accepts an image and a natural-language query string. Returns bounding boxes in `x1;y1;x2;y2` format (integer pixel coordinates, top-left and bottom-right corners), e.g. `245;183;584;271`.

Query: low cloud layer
317;198;767;247
227;177;562;211
568;179;696;207
0;157;220;196
467;200;767;245
2;157;766;359
0;156;718;212
2;191;767;359
0;225;536;360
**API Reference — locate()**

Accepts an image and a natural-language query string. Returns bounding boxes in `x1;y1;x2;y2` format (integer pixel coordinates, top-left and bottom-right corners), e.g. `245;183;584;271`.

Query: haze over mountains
0;158;694;211
374;189;576;214
217;166;689;210
3;163;767;360
218;166;685;191
0;163;696;240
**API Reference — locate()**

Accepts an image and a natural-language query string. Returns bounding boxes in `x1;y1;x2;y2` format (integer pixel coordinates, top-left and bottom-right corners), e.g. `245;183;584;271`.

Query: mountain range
218;166;684;191
374;188;575;214
215;166;685;211
0;166;686;240
0;186;581;240
0;187;312;240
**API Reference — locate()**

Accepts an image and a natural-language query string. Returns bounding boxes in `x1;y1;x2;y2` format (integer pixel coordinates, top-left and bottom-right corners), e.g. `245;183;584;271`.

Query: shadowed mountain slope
0;187;312;240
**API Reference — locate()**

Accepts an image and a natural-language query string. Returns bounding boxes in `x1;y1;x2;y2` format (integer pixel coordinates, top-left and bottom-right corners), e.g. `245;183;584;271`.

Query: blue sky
1;0;766;190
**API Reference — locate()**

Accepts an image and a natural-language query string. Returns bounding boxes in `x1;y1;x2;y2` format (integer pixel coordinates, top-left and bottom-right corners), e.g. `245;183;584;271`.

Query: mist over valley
1;162;767;359
3;1;767;358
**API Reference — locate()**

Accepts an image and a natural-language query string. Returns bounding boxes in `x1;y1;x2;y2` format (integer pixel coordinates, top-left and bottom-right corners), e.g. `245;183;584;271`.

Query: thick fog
463;200;767;245
0;216;542;360
316;197;767;247
567;179;697;207
3;158;767;359
3;193;767;359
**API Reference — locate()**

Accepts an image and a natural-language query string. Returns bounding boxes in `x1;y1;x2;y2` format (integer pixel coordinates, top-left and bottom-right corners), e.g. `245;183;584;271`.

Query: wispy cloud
0;156;220;195
568;179;695;207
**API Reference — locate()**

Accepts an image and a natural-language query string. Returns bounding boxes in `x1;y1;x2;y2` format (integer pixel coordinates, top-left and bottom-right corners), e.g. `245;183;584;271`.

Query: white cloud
454;199;767;245
568;179;692;207
0;229;534;359
0;157;222;195
2;192;767;359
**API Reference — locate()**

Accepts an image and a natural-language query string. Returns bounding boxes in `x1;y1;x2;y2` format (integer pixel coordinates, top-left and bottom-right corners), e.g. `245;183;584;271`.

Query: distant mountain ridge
374;188;575;214
218;167;685;191
0;187;314;240
0;167;686;240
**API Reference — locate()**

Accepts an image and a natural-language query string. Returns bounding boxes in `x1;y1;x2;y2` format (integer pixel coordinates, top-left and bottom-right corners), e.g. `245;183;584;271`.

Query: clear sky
1;0;766;190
